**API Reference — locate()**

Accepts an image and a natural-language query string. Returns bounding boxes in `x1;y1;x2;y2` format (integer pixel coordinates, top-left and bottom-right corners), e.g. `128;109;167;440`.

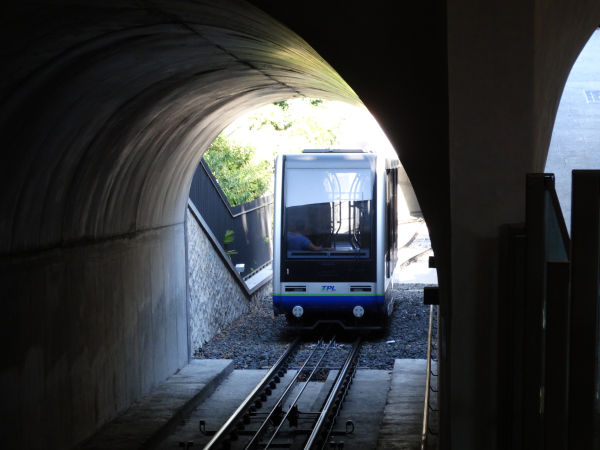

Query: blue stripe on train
273;294;385;315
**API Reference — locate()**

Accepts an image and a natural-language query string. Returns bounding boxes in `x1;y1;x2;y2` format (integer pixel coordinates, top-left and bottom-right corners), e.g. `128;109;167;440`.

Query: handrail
547;185;570;254
421;304;437;450
543;174;570;259
189;158;274;280
522;173;571;449
187;200;271;296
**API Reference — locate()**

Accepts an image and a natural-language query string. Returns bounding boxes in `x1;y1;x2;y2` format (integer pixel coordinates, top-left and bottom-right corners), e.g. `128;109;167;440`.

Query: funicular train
272;149;400;329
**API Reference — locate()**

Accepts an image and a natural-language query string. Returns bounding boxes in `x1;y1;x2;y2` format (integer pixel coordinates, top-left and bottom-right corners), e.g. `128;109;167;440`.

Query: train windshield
284;167;373;259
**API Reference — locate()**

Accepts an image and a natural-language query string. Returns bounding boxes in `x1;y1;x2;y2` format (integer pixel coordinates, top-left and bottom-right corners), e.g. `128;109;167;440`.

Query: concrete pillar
446;0;600;447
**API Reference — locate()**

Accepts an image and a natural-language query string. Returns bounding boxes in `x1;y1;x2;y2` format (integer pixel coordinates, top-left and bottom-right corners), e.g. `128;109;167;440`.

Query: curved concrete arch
533;10;600;169
0;2;363;447
446;3;600;448
545;28;600;227
0;0;359;256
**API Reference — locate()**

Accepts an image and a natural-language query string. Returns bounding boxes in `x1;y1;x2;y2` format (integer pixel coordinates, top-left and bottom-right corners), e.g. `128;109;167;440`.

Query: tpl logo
321;285;336;292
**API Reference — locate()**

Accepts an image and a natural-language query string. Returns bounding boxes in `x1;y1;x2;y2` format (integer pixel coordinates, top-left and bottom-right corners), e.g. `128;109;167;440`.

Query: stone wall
187;208;271;351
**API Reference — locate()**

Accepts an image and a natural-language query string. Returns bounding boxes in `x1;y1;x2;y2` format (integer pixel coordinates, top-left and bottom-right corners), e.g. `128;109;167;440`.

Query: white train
272;149;400;329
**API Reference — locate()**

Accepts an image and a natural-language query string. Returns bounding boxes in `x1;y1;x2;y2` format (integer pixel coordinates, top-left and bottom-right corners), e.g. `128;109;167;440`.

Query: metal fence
188;158;273;279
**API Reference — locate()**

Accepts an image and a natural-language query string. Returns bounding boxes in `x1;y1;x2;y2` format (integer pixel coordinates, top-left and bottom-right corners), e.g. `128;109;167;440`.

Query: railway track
202;335;362;450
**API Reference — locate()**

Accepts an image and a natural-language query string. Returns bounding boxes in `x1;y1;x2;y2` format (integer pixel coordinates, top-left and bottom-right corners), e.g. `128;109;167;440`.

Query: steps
77;359;233;449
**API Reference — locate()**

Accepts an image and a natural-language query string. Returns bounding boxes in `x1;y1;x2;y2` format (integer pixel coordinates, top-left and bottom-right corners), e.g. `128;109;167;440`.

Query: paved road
545;28;600;228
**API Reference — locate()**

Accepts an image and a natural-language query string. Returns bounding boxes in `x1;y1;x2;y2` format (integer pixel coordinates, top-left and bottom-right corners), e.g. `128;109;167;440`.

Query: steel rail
204;337;300;450
303;337;362;449
244;338;333;449
263;337;337;449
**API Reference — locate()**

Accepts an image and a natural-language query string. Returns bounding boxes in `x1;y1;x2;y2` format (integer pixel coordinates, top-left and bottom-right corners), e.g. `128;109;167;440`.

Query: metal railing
421;304;439;450
499;173;572;450
569;170;600;449
188;158;273;279
524;174;570;450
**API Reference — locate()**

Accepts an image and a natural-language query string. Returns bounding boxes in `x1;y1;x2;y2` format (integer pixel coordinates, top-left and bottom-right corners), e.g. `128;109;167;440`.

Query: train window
385;167;399;278
284;168;373;259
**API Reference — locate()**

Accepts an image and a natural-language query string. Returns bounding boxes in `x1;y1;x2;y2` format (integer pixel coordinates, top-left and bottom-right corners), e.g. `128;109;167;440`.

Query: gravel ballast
194;283;433;371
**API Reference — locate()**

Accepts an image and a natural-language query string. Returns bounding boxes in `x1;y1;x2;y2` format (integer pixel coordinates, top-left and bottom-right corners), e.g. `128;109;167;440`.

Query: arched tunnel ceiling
2;0;598;291
0;0;365;256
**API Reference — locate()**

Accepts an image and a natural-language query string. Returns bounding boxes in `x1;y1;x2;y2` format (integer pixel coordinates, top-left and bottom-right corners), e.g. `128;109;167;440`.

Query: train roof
282;150;399;169
301;149;368;153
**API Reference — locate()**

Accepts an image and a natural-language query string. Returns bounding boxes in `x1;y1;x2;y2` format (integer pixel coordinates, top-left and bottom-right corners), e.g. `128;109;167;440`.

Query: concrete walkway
76;359;434;449
77;359;233;449
377;359;427;450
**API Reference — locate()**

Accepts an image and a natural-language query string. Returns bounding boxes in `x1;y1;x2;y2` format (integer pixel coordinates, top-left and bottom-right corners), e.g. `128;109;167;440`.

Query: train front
273;151;382;329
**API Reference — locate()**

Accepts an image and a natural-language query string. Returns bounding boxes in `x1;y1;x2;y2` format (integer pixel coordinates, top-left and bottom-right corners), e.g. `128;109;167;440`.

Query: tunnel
1;0;600;449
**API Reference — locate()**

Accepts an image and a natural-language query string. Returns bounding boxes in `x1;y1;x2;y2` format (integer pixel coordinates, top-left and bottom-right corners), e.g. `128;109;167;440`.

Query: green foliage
223;229;238;259
273;100;289;111
224;229;235;244
204;134;272;206
241;98;341;152
265;119;292;131
203;98;351;208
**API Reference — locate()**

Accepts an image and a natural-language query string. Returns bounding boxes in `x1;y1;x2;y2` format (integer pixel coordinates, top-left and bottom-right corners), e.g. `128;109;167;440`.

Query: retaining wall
186;208;272;351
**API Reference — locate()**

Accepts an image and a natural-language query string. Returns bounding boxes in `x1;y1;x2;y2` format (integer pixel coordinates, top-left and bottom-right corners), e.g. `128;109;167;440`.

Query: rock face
186;208;249;348
186;208;272;350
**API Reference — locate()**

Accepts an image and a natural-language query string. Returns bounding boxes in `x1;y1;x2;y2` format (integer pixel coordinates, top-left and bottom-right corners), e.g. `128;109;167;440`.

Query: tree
203;98;374;206
241;98;341;153
203;134;272;206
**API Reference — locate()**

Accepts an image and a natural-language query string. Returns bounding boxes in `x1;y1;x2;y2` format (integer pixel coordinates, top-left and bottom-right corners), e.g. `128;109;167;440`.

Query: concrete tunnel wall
2;0;600;449
0;1;360;447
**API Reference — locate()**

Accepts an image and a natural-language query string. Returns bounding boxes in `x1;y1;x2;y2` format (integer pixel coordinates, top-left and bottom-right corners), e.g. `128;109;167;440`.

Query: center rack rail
203;336;362;449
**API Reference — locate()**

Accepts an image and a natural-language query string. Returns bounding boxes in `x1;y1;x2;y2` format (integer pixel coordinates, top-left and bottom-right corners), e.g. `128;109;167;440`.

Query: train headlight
353;305;365;318
292;305;304;318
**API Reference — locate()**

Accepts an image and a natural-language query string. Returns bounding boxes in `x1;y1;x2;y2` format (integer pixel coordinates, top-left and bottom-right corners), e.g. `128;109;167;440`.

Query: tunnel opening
185;97;435;360
179;97;439;448
545;28;600;230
